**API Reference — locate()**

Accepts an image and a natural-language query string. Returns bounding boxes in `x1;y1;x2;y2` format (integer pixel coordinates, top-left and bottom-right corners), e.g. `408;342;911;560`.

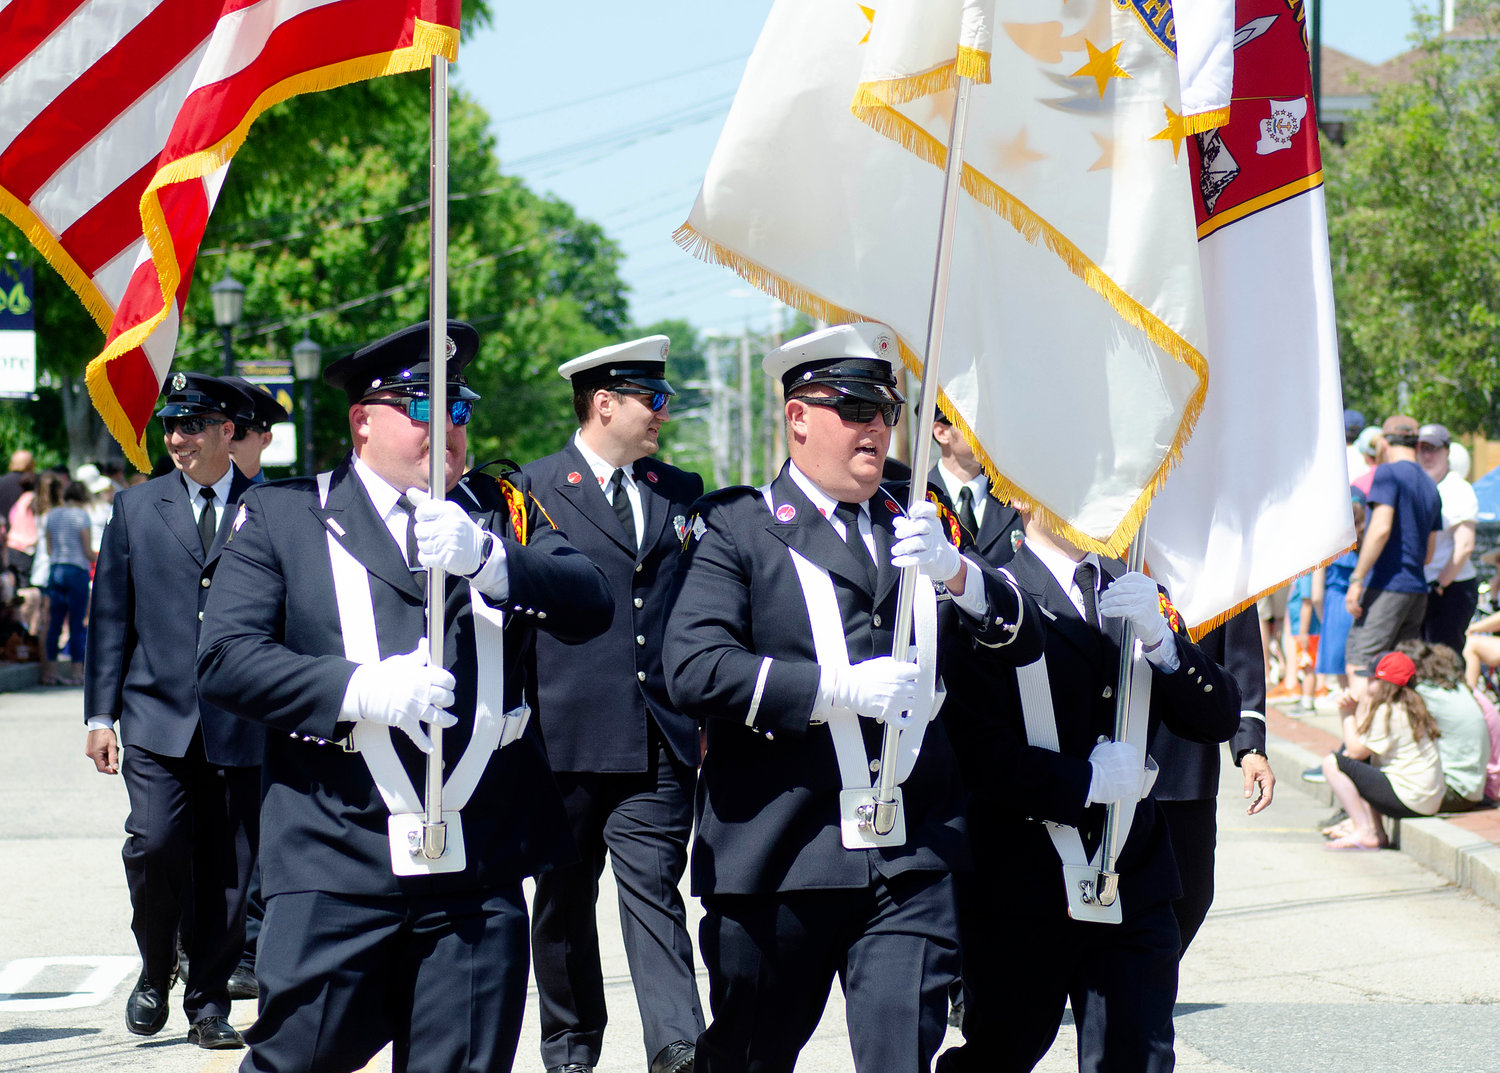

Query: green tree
1326;6;1500;432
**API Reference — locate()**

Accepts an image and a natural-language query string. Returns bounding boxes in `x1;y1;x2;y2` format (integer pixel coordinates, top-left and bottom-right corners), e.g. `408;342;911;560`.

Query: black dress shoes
124;974;170;1036
544;1065;593;1073
227;965;259;1000
188;1015;245;1049
650;1040;696;1073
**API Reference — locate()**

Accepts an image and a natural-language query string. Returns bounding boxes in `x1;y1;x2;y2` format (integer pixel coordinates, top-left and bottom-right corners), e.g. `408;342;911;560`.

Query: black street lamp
291;333;323;477
210;271;245;376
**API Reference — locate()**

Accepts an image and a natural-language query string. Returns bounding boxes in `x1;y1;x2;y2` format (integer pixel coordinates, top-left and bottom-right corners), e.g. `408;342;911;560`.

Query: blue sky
453;2;1441;339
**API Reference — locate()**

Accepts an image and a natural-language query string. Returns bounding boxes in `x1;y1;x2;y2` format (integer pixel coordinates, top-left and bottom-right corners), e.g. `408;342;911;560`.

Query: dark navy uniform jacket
195;458;612;899
663;462;1044;897
942;543;1242;916
1148;607;1267;800
86;465;263;767
522;442;703;772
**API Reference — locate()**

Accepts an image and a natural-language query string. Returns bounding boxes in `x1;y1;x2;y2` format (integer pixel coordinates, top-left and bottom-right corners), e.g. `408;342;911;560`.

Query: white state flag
1144;0;1354;632
679;0;1209;555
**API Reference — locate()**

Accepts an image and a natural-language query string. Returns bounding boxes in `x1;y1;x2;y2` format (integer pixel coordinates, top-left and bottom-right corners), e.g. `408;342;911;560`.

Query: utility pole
706;335;730;489
739;325;753;485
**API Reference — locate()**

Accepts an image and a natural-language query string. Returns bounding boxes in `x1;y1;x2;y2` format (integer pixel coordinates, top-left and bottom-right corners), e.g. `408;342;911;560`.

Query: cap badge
171;372;186;391
660;341;670;359
567;471;582;485
646;471;659;484
875;334;893;355
775;504;797;523
370;377;384;390
445;335;457;360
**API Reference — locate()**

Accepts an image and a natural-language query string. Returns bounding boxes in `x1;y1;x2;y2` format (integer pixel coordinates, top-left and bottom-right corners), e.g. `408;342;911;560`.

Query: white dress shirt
573;432;645;546
933;463;989;531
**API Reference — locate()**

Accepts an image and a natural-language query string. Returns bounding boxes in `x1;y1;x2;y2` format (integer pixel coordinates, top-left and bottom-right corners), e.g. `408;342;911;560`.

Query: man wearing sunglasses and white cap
663;321;1042;1073
85;371;262;1049
197;320;611;1073
523;336;706;1073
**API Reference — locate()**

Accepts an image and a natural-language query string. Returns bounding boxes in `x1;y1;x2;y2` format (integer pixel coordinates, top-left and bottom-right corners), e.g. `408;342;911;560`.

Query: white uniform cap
763;322;903;401
558;335;673;394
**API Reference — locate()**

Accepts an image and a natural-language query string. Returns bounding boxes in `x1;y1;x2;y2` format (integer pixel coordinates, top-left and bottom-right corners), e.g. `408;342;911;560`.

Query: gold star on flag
1150;104;1187;161
858;5;875;45
1070;39;1130;99
1087;132;1115;172
997;127;1045;172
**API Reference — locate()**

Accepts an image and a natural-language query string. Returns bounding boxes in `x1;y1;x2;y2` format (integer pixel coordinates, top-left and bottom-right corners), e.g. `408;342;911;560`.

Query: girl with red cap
1320;650;1445;849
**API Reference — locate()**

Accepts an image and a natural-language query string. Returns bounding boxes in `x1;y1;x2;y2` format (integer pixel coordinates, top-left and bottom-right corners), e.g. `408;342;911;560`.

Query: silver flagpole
421;54;450;861
872;75;974;837
1095;521;1147;905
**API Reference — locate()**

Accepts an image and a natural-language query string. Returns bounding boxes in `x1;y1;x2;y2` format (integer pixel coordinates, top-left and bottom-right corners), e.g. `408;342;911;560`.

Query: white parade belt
1014;643;1156;924
764;488;944;850
318;471;529;876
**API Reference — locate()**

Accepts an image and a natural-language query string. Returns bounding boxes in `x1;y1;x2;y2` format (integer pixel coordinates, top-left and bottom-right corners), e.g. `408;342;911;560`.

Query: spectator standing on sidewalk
43;481;94;686
1416;424;1479;655
1344;416;1442;700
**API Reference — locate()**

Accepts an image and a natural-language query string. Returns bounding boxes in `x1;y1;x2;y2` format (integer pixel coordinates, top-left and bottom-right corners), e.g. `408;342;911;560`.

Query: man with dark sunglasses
197;320;610;1073
85;371;262;1049
664;322;1043;1073
522;336;706;1073
224;376;289;483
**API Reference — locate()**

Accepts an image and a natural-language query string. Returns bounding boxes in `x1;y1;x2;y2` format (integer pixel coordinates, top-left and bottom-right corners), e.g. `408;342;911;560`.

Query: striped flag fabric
0;0;460;469
1144;0;1354;632
679;0;1209;554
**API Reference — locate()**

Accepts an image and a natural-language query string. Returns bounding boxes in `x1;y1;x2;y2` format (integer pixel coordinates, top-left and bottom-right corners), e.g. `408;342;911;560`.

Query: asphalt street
2;683;1498;1073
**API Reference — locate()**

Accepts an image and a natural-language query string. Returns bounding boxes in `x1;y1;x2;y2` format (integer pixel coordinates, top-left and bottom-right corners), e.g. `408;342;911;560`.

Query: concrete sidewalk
1264;693;1500;910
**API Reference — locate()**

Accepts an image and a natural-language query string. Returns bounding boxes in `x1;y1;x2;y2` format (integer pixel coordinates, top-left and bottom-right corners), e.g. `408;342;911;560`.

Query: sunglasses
797;394;903;428
614;386;670;412
364;396;474;426
163;414;227;435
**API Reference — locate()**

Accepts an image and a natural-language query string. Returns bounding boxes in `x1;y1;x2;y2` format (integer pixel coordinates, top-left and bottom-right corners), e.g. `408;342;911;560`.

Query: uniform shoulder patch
1159;591;1186;636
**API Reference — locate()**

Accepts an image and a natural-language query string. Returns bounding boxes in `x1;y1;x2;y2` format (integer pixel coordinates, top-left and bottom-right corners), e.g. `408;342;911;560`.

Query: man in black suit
524;336;706;1073
84;372;262;1049
664;322;1043;1073
196;321;612;1073
929;408;1022;567
937;508;1242;1073
1149;607;1275;955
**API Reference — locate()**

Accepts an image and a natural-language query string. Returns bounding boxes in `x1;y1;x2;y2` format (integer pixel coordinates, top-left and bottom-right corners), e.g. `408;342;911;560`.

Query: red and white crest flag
1144;0;1354;632
0;0;460;469
680;0;1210;555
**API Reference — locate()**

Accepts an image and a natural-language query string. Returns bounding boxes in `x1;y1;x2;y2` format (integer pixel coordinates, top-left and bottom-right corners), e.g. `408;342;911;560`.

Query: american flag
0;0;460;469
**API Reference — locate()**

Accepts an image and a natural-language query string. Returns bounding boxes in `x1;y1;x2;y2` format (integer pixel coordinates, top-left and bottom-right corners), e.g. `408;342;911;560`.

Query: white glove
407;488;486;576
344;640;458;754
826;657;922;727
891;502;963;584
1085;740;1146;806
1096;571;1170;652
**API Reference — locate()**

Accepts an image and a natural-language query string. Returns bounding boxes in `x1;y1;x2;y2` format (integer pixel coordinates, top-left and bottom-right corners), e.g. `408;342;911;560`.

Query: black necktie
956;486;978;539
609;468;637;552
396;494;425;586
1074;560;1098;629
835;501;876;590
197;487;216;554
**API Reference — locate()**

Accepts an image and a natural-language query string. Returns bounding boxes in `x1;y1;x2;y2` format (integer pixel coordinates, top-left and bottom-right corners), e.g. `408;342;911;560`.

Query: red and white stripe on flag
0;0;460;469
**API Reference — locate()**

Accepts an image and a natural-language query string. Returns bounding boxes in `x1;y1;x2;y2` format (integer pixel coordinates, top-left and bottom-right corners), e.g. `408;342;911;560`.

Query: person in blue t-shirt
1344;414;1442;700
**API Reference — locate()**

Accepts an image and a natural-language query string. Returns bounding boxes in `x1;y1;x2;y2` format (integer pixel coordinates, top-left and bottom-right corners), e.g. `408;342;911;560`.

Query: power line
494;53;748;124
